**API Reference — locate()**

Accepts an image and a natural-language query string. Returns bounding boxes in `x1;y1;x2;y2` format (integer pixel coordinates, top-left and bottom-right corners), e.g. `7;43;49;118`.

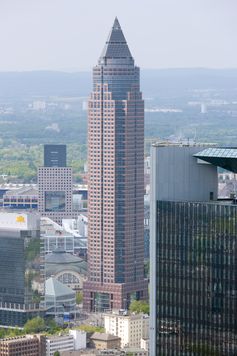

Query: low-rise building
44;330;86;356
90;333;121;350
0;335;42;356
2;186;38;210
44;334;74;356
45;277;76;319
140;338;149;352
104;312;149;349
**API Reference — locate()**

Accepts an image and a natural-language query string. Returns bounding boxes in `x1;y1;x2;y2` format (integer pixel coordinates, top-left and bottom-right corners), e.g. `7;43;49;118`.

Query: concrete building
150;143;237;355
90;333;121;350
44;334;74;356
38;145;73;225
44;330;86;356
0;335;42;356
83;17;148;312
104;312;149;349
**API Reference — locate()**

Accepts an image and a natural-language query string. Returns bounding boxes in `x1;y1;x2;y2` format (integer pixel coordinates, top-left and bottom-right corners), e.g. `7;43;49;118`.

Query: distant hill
0;68;236;99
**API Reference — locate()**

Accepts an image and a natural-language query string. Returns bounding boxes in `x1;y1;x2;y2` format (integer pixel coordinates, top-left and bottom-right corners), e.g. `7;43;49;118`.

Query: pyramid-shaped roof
45;277;75;297
100;17;133;60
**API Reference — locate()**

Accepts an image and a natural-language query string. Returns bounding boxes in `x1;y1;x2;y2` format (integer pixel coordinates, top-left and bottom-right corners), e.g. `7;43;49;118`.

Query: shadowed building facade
83;18;148;311
150;144;237;355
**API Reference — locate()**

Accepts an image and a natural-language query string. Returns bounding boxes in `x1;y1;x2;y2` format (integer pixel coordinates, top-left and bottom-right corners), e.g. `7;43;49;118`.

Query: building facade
38;145;73;225
150;144;237;355
83;18;148;311
3;186;38;209
0;212;44;327
0;335;42;356
104;312;149;349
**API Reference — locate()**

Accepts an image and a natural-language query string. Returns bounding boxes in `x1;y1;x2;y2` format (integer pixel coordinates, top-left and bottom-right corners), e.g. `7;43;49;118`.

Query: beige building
90;333;121;350
0;335;43;356
104;313;149;348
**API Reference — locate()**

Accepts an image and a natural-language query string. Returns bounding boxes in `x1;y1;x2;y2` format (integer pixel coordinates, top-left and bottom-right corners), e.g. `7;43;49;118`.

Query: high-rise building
38;144;73;225
83;18;148;311
0;212;45;327
150;143;237;355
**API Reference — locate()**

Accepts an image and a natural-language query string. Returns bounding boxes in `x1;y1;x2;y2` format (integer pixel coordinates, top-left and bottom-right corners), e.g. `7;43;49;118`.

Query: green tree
23;317;46;334
78;324;104;333
76;291;83;304
129;300;149;315
53;352;60;356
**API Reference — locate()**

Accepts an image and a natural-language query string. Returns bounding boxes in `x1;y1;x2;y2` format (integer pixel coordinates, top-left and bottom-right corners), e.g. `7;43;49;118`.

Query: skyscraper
0;212;45;327
83;18;148;311
150;143;237;355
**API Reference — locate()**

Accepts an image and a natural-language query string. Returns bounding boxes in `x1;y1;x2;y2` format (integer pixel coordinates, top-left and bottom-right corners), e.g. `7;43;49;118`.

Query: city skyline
0;0;236;71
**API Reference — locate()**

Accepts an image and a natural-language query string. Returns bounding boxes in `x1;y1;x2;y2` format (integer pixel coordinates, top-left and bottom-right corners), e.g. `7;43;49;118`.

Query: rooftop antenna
193;128;197;144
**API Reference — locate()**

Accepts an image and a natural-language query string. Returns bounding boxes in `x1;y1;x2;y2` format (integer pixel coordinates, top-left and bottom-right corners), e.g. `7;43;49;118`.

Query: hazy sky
0;0;236;71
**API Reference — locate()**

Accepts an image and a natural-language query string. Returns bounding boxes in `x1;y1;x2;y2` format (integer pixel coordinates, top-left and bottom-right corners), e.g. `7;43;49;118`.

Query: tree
23;316;46;334
78;324;104;333
76;291;83;304
129;300;149;315
53;352;60;356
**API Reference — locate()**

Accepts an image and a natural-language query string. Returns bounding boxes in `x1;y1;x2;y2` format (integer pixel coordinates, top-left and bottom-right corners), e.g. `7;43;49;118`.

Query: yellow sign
16;215;25;223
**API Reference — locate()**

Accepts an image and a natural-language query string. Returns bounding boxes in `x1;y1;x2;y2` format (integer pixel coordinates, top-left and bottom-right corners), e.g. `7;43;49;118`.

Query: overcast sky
0;0;236;71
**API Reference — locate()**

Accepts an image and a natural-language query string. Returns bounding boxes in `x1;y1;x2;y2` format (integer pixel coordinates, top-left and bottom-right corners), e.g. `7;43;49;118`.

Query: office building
83;18;148;311
0;212;45;327
0;335;43;356
44;144;67;167
150;143;237;355
43;329;86;356
38;144;73;225
104;312;149;349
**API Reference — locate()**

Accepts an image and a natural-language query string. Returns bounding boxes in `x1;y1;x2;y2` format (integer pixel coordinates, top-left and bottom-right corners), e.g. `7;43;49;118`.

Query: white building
104;312;149;349
45;335;74;356
69;329;87;350
45;330;86;356
140;337;149;352
32;100;46;111
62;214;88;238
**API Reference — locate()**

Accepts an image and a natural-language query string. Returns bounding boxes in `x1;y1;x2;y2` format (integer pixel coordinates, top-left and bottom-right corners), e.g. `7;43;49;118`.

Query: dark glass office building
0;213;44;327
44;144;66;167
155;200;237;355
150;145;237;355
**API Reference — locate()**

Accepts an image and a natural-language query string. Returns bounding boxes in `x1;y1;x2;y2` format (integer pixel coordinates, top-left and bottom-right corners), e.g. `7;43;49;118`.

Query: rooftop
194;147;237;173
90;332;121;341
45;277;75;298
99;18;133;62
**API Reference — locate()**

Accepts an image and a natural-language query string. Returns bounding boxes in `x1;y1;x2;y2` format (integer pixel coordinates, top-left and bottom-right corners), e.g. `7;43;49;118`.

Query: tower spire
99;18;133;61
